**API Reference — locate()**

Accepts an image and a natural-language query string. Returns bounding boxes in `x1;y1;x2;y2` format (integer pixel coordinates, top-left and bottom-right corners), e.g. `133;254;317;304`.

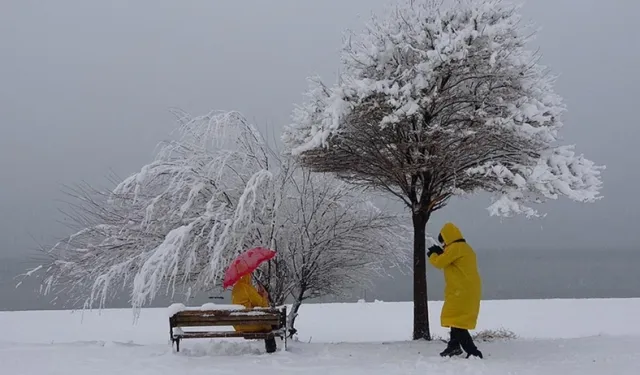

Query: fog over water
1;0;639;311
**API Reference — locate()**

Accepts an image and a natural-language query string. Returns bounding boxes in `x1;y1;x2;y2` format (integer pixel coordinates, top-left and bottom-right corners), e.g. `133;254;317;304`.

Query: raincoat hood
440;222;464;246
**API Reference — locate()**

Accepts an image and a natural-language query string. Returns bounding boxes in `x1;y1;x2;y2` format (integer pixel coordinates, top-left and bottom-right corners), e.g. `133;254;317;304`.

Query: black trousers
264;324;278;353
448;327;479;354
264;337;277;353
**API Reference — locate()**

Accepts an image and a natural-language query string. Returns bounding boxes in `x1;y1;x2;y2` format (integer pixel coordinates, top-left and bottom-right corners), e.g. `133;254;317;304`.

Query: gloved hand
427;245;443;257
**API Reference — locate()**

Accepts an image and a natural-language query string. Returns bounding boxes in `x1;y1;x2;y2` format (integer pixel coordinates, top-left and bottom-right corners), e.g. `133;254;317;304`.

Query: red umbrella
222;247;276;289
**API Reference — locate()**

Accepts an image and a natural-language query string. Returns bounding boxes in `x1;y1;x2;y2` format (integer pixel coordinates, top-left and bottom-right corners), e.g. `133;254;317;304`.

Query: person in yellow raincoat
231;274;278;353
428;222;483;359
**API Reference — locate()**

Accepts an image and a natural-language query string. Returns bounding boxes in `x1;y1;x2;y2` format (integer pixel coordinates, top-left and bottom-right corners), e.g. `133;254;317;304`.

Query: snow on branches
36;110;409;315
283;0;604;217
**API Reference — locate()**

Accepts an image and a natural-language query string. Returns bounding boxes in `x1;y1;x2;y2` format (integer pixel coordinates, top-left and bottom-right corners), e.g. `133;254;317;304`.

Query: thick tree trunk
288;299;302;338
287;292;304;338
412;210;431;340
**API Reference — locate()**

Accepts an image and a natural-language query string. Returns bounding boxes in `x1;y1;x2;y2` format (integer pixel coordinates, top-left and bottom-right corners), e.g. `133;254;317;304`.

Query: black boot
264;337;277;353
466;351;483;359
454;328;483;359
439;330;463;357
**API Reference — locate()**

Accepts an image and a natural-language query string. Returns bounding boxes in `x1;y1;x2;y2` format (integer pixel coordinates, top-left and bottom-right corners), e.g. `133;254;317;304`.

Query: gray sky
1;0;638;267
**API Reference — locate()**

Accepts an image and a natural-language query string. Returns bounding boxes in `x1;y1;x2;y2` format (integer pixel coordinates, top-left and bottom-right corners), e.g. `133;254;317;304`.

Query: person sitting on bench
231;274;278;353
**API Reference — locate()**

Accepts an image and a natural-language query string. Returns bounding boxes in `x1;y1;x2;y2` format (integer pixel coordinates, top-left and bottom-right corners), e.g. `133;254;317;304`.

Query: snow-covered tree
34;110;409;334
283;0;604;340
257;162;409;334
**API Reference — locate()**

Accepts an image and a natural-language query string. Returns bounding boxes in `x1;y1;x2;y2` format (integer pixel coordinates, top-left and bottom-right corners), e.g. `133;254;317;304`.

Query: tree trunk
287;292;304;338
412;210;431;340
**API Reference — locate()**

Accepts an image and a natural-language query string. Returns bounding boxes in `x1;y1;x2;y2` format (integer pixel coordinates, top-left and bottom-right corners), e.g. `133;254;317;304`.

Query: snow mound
177;340;265;357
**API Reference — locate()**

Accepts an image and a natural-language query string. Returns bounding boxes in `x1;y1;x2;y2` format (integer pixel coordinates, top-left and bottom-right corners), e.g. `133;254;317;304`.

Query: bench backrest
170;308;285;328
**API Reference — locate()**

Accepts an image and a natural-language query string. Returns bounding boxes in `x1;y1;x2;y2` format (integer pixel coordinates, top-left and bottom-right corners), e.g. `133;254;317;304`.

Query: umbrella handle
252;275;270;302
253;275;268;290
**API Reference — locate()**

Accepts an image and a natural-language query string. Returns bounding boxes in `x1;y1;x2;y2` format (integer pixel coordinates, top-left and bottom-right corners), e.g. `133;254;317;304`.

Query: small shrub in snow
473;328;518;342
433;328;517;343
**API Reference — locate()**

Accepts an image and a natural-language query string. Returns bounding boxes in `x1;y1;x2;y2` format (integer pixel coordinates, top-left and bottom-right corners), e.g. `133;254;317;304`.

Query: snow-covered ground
1;298;639;374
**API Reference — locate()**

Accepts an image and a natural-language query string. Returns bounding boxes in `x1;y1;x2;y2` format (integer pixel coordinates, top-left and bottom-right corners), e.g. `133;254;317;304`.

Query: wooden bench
169;306;287;353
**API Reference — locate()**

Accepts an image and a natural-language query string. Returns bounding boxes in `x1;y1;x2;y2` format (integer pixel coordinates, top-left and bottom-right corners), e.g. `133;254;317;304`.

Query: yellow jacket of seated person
231;275;272;332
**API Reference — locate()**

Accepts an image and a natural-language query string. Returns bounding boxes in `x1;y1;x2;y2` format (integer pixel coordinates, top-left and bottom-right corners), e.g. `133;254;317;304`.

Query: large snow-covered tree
34;110;409;333
283;0;604;340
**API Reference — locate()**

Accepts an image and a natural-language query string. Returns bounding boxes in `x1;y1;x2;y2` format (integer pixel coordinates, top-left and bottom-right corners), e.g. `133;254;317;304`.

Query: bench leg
265;337;277;353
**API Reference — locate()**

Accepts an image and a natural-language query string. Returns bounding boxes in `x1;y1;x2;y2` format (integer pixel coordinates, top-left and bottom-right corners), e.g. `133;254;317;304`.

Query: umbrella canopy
222;247;276;289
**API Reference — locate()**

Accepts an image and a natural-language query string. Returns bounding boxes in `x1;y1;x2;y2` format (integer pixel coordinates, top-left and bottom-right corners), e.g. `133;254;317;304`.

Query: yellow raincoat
231;275;272;332
429;222;482;330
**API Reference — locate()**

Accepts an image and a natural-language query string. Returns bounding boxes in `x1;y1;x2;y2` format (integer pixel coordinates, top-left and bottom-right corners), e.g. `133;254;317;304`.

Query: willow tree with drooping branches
30;110;409;335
